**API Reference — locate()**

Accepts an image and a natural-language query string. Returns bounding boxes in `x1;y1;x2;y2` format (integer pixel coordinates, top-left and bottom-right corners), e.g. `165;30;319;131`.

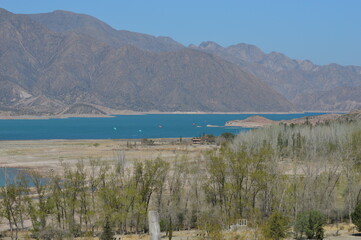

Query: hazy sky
1;0;361;66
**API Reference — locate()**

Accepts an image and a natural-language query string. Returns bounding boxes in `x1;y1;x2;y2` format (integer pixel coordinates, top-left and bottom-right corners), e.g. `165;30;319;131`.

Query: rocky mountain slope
26;10;184;52
0;8;294;116
20;9;361;112
62;103;107;115
190;42;361;111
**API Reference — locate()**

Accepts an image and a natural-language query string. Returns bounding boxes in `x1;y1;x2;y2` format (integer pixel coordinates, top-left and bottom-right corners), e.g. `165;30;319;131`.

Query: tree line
1;120;361;239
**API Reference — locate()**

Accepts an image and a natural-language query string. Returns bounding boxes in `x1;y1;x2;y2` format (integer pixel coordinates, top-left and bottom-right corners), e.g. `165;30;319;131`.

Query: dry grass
2;224;358;240
0;138;214;175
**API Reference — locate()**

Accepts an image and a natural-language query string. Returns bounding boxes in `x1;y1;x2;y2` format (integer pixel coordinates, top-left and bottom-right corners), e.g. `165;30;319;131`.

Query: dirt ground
112;224;361;240
0;138;214;174
323;224;361;240
3;230;361;240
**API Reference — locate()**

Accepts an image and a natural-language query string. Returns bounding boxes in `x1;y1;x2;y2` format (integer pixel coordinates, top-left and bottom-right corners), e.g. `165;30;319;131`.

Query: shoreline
0;137;188;142
0;110;345;120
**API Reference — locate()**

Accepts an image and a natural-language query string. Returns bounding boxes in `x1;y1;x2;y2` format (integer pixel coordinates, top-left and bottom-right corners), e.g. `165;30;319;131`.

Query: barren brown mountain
26;10;184;52
191;41;361;111
0;9;294;115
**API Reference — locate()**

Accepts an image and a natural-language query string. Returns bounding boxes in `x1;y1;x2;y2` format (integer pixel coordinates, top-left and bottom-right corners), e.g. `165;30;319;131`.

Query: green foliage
141;138;155;145
100;217;113;240
203;134;216;144
262;212;289;240
197;211;224;240
160;218;167;232
70;223;81;237
204;144;272;222
294;211;326;240
351;203;361;231
220;132;236;141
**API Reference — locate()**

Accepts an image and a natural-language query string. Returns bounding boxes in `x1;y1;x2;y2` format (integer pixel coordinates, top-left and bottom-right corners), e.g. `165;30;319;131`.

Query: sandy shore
0;113;114;120
0;110;344;120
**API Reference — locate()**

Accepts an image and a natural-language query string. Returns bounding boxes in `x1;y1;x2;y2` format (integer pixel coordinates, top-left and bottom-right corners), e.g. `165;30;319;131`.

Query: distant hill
190;42;361;111
279;109;361;125
226;115;276;128
0;8;294;116
338;109;361;122
225;108;361;128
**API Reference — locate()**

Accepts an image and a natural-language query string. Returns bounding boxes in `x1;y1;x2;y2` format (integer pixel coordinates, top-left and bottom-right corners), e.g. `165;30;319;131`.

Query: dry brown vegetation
0;138;211;174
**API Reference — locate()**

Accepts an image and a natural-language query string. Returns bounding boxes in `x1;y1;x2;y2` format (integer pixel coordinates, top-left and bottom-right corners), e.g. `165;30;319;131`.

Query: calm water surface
0;168;47;187
0;113;328;140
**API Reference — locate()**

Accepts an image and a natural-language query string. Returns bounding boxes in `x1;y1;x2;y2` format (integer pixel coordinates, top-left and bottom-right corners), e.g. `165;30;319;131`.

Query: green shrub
141;138;155;145
352;203;361;231
294;211;326;239
197;211;224;240
70;223;81;237
100;217;114;240
263;212;289;240
220;132;236;141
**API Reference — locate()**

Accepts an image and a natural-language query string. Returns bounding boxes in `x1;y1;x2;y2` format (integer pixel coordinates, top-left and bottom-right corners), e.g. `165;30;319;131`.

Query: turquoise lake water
0;168;23;185
0;168;43;187
0;113;327;140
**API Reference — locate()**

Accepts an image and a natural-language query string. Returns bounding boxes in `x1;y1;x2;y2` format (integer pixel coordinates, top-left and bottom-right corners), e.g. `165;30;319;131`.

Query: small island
225;115;276;128
225;113;353;128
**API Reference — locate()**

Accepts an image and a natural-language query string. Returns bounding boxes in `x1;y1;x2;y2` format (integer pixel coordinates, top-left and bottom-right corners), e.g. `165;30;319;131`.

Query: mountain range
0;8;360;116
190;42;361;111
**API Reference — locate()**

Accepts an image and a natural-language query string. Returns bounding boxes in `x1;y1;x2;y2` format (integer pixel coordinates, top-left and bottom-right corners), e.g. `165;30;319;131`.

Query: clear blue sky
1;0;361;66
